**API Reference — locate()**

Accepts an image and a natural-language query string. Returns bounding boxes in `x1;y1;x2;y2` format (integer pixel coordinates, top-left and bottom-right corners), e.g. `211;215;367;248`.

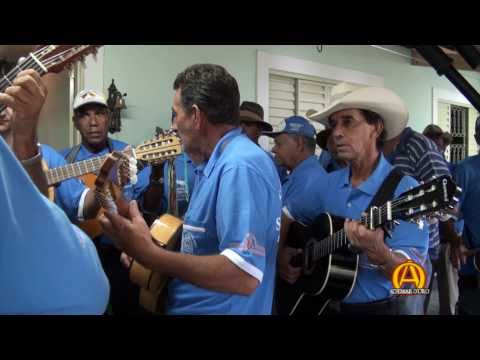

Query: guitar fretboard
46;155;108;186
0;54;47;114
312;203;389;262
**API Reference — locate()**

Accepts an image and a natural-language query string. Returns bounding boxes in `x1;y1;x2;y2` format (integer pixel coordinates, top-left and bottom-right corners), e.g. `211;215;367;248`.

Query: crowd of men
1;61;479;315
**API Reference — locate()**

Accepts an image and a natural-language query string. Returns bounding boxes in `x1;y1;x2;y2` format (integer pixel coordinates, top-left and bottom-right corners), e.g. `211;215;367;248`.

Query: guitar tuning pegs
448;205;455;209
456;186;463;193
453;196;459;203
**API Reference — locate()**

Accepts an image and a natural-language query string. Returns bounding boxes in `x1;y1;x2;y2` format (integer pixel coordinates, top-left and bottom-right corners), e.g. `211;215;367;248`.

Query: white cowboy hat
307;82;409;140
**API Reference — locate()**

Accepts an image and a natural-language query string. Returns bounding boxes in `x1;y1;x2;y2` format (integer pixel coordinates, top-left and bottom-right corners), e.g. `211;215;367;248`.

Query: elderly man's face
271;133;300;170
74;104;110;147
328;109;381;162
240;121;262;144
172;89;202;157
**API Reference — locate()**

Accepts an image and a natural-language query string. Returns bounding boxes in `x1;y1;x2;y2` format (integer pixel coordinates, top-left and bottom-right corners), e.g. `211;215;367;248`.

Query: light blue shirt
321;154;429;304
167;128;282;315
41;144;88;222
0;136;109;314
282;155;327;226
453;154;480;274
61;139;152;244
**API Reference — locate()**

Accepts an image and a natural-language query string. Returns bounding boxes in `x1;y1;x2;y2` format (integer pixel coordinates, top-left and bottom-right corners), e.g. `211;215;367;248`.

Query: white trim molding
256;50;384;148
257;50;384;121
432;87;471;125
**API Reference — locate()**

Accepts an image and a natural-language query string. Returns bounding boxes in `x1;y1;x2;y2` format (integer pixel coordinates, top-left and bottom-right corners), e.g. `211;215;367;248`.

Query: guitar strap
367;168;404;210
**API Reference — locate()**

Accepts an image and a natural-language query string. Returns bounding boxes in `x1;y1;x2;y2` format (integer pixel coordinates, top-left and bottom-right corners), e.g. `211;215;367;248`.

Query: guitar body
78;173;104;240
275;213;359;315
129;214;183;314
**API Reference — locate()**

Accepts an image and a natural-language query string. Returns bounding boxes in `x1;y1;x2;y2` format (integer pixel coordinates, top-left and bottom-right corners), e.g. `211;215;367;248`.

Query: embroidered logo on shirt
230;233;265;257
181;230;196;254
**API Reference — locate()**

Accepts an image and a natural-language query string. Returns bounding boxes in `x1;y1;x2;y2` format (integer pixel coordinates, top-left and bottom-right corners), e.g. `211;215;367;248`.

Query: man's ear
373;121;384;140
191;104;205;130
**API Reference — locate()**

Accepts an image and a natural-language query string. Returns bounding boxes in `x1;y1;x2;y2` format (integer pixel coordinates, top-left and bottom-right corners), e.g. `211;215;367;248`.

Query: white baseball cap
73;89;108;111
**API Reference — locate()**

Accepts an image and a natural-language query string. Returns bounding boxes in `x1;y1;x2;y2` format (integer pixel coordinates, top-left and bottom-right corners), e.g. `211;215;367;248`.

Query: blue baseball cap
263;116;316;139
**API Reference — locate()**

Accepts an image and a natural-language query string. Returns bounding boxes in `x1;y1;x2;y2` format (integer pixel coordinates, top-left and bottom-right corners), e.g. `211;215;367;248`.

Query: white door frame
256;50;384;148
432;87;471;125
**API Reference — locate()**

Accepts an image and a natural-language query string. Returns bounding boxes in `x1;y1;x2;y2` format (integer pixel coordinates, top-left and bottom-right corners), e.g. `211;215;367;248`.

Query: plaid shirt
386;127;452;261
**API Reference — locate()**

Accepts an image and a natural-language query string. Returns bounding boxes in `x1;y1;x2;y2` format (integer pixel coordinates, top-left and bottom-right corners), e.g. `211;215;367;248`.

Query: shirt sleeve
0;137;109;314
216;165;281;283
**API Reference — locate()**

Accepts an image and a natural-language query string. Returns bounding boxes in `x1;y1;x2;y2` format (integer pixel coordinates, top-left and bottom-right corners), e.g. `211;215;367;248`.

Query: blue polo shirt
61;139;152;244
0;136;109;314
166;128;282;315
453;154;480;274
162;153;196;219
282;155;327;226
321;154;429;304
41;144;88;222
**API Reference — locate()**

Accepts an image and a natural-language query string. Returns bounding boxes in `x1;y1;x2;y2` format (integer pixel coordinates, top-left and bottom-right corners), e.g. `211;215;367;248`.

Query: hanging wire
316;45;324;53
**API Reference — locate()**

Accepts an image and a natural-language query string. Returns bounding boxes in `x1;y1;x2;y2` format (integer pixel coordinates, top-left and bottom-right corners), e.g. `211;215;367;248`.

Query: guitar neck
311;203;389;262
46;154;108;186
0;54;47;114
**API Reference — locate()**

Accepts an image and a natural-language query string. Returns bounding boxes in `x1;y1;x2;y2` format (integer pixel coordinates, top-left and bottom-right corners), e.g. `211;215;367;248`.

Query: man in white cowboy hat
263;116;328;288
305;82;429;315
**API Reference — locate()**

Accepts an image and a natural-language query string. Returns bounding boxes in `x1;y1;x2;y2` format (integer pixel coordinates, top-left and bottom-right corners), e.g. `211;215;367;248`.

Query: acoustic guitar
93;150;183;314
129;214;183;314
44;132;182;239
0;45;102;115
276;175;460;315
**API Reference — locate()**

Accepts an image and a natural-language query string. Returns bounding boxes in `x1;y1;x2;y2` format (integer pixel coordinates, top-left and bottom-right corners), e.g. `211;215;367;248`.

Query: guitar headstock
392;175;461;223
31;45;102;73
135;132;182;165
95;151;132;215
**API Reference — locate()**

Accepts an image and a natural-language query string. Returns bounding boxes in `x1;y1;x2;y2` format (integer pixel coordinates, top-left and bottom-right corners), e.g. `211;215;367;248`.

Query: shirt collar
338;153;392;196
288;155;320;180
202;127;242;178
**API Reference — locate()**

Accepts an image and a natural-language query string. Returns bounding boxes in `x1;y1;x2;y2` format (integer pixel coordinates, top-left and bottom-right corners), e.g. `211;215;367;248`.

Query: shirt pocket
181;220;208;255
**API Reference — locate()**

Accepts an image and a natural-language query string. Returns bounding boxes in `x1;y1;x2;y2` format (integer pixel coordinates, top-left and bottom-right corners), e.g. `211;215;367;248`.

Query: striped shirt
386;127;452;261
